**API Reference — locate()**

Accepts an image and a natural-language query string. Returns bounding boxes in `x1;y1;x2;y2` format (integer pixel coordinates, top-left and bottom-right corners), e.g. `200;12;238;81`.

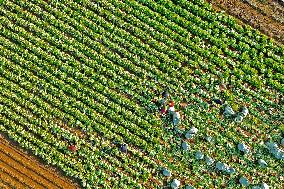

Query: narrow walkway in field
0;133;80;189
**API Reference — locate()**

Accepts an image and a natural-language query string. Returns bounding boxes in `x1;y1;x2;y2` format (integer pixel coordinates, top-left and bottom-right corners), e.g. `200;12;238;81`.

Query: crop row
0;54;159;171
2;2;166;116
58;0;282;102
8;0;282;112
108;1;281;76
0;82;148;188
8;0;283;99
52;0;282;93
1;0;280;152
0;1;280;151
166;0;284;57
0;21;162;148
9;0;284;102
0;19;276;149
1;0;283;188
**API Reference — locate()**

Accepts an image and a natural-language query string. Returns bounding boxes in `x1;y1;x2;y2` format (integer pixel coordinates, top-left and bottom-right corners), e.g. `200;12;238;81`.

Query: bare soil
207;0;284;45
0;133;81;189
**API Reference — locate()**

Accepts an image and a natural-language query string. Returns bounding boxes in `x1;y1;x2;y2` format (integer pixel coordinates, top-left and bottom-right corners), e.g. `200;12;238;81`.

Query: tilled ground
207;0;284;44
0;133;80;189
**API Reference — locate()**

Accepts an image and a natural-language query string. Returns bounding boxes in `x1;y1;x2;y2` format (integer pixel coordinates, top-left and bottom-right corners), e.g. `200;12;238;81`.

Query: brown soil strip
0;134;80;189
244;0;284;24
0;169;27;189
0;179;12;189
269;0;284;14
0;160;32;188
0;152;46;189
0;145;59;189
207;0;284;44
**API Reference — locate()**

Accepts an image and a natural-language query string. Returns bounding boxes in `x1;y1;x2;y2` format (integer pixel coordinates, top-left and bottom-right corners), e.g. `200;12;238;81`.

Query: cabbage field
0;0;283;188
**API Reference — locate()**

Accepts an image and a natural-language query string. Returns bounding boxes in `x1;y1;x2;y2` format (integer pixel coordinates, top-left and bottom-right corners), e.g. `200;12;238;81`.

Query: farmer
160;105;167;116
213;98;223;105
167;100;175;122
168;100;175;113
162;90;169;99
68;144;77;152
172;111;180;126
120;143;127;153
159;89;170;107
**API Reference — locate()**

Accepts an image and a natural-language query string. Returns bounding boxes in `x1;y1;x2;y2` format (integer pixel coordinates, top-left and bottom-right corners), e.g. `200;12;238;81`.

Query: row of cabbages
223;104;249;123
265;141;284;160
164;122;283;188
239;176;269;189
224;104;284;160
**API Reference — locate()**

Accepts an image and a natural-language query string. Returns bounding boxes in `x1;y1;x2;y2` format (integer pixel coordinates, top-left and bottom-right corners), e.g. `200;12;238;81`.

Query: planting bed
0;134;80;189
0;0;283;188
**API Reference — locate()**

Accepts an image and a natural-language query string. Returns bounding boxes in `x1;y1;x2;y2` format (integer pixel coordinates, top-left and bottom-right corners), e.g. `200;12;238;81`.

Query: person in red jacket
169;100;174;108
168;100;175;113
167;100;175;123
68;144;77;152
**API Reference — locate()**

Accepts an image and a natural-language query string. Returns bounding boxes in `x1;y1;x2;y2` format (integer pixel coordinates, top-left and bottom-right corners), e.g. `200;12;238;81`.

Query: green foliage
0;0;283;188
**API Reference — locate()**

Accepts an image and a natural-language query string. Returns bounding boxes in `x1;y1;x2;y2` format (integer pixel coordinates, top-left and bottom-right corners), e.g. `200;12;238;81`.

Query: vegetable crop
0;0;283;188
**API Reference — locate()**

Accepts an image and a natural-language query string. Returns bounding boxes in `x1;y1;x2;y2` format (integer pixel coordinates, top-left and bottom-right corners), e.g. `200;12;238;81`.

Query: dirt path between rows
207;0;284;45
0;133;81;189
